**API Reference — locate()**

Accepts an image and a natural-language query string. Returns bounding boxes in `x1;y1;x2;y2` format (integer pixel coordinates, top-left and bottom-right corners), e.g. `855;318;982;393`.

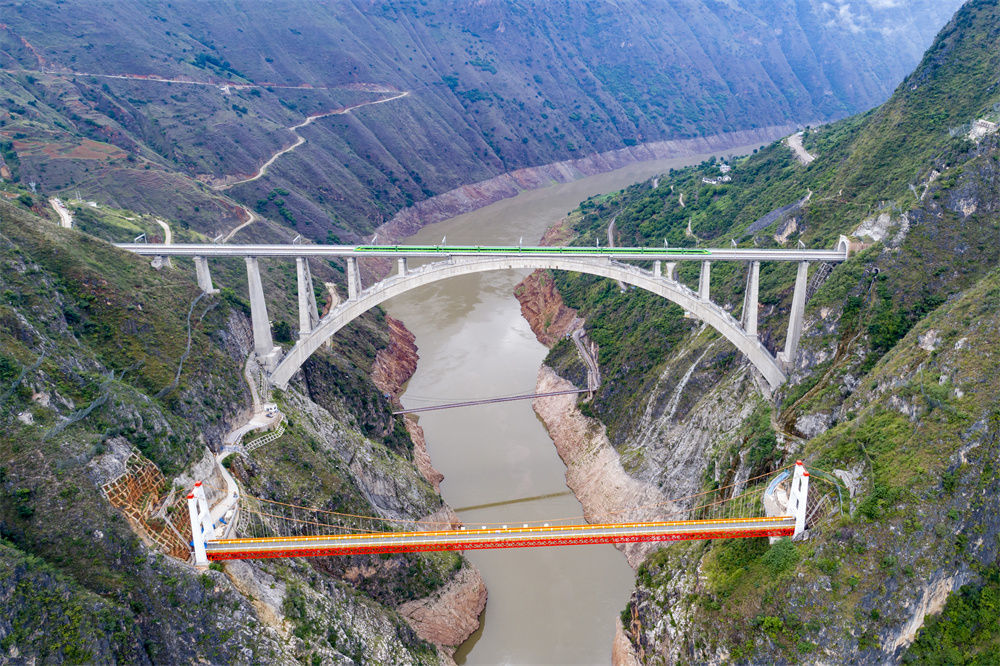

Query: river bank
369;314;486;660
375;124;796;242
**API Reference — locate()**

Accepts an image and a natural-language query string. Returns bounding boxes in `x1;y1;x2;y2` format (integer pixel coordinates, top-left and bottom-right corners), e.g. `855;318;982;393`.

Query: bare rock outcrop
514;270;581;346
371;315;419;397
533;366;674;568
405;414;444;491
397;565;488;660
612;618;643;666
370;315;444;490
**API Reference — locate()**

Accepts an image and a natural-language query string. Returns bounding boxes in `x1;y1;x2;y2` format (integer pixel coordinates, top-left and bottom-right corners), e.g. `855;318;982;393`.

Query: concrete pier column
397;257;407;276
245;257;279;365
187;492;207;566
698;261;711;301
653;260;662;278
790;461;810;538
743;261;760;337
187;481;213;567
346;257;361;300
665;262;678;281
194;256;218;294
779;261;810;366
296;257;319;339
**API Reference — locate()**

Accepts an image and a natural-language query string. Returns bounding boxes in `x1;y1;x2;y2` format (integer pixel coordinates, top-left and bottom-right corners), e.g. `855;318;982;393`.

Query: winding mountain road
214;89;408;241
218;90;409;191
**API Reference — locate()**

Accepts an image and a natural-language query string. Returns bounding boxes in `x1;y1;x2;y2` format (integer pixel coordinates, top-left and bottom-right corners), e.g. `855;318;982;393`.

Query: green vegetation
564;2;1000;661
905;567;1000;664
0;140;20;181
0;199;450;662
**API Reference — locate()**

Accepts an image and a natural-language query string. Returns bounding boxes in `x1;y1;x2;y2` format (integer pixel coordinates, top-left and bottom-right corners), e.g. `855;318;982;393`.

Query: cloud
821;2;864;34
865;0;903;8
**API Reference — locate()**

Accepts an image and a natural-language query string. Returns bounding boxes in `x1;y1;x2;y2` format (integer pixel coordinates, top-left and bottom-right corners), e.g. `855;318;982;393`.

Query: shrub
761;538;798;576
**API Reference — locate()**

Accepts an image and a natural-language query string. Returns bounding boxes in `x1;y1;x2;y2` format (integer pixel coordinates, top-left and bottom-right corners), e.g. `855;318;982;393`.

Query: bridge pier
296;257;319;339
743;261;760;337
346;257;362;300
194;256;219;294
778;261;810;368
654;261;679;281
397;257;407;276
698;261;711;300
245;257;282;369
790;461;810;538
187;482;213;567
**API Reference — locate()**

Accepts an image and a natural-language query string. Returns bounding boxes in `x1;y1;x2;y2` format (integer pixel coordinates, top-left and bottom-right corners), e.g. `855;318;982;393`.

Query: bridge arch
269;256;786;389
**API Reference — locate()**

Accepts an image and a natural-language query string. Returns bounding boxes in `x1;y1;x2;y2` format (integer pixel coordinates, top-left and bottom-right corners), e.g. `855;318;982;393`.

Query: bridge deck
114;243;847;263
204;516;795;560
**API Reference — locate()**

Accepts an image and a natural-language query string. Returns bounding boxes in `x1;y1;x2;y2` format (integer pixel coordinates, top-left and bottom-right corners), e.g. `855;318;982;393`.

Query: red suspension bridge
188;462;826;565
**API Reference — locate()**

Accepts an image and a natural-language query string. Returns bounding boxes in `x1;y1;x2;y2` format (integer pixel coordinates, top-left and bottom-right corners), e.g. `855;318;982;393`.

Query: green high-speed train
354;245;710;255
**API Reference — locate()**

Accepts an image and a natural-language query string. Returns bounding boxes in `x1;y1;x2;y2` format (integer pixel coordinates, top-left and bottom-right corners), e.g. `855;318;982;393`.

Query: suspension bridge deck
203;516;795;560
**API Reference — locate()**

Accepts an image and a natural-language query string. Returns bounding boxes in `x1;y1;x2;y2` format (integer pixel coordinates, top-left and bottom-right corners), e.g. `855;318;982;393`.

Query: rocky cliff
514;270;581;347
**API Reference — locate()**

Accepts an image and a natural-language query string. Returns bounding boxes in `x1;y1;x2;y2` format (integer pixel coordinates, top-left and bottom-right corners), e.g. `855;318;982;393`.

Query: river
383;146;761;664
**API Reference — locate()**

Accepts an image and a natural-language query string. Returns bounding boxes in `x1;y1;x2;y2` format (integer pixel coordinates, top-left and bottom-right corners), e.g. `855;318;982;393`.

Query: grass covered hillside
0;200;467;663
538;0;1000;661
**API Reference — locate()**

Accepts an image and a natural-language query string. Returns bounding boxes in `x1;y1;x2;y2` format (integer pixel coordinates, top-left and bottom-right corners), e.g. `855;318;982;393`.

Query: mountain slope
0;0;963;241
0;199;471;663
533;0;1000;661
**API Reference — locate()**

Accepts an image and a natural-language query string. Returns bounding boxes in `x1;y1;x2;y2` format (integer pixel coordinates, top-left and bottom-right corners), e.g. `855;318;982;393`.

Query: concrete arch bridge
116;241;850;390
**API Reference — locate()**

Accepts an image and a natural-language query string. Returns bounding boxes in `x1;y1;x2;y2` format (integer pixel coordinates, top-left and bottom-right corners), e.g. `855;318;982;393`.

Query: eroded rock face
406;415;445;491
397;565;488;656
612;618;642;666
372;315;420;398
533;366;674;568
371;314;444;490
514;270;581;346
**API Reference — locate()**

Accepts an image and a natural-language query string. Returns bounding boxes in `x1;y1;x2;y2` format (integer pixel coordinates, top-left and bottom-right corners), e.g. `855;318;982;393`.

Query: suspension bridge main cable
238;463;800;534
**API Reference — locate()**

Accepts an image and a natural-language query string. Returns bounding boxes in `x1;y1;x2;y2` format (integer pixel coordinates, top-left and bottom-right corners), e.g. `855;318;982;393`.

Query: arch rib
269;257;786;389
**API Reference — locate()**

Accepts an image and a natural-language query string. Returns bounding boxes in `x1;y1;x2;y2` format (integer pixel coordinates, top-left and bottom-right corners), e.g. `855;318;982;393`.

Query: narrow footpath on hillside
11;66;388;92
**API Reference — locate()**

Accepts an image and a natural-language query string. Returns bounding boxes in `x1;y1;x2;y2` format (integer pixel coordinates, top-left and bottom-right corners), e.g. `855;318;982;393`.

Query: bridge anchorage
116;238;851;391
186;461;824;565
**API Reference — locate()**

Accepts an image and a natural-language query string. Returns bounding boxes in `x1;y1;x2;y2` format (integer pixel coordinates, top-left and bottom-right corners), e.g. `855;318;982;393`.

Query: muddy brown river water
383;146;761;664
